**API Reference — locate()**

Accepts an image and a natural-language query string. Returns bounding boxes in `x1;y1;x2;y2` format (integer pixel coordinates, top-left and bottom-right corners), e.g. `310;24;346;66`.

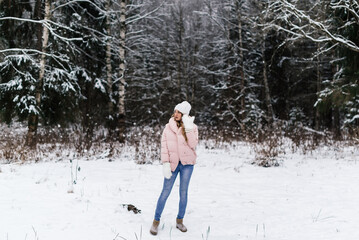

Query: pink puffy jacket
161;117;199;171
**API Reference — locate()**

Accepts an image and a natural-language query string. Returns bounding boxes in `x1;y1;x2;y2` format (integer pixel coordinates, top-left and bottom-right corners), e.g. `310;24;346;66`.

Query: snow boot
150;220;160;235
176;218;187;232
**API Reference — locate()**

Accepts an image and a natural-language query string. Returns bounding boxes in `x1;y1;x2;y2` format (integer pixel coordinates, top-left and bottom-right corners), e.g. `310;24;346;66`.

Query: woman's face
174;110;182;122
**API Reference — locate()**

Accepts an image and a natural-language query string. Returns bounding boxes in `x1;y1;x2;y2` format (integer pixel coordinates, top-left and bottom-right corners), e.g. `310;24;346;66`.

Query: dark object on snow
122;204;141;214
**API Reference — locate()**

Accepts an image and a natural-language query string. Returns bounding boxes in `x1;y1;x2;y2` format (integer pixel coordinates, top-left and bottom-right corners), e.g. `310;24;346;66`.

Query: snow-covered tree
125;0;211;125
269;0;359;134
0;0;102;146
193;0;267;134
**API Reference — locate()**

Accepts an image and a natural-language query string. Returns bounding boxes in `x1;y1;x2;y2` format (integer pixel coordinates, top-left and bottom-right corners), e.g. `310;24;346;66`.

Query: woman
150;101;198;236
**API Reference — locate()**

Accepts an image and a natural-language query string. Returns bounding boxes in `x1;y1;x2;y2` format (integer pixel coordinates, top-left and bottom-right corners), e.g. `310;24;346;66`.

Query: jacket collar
168;117;181;133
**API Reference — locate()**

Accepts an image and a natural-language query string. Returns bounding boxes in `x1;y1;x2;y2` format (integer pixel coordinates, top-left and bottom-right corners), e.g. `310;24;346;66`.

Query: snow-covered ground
1;141;358;240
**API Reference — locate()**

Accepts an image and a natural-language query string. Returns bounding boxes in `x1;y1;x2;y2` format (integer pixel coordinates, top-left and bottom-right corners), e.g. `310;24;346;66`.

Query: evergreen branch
0;17;82;42
0;48;64;60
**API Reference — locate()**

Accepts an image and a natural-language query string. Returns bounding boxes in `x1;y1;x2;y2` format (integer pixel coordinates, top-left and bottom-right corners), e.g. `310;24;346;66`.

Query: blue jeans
154;162;194;221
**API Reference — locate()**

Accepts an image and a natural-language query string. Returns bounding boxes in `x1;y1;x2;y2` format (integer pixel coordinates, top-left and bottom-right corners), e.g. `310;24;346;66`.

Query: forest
0;0;358;151
1;1;359;238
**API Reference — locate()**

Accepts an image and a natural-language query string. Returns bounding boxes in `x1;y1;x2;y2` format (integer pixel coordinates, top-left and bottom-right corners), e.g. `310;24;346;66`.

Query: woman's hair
172;114;188;142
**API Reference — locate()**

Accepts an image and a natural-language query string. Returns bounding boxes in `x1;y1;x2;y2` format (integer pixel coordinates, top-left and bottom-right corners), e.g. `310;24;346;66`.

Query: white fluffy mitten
162;162;172;179
182;115;195;133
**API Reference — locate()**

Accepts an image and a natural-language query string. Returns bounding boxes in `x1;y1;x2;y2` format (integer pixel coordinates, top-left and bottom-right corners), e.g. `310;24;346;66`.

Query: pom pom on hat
174;101;191;115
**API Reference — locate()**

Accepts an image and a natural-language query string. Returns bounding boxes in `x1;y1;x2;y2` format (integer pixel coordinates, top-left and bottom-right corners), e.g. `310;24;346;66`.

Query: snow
1;142;359;240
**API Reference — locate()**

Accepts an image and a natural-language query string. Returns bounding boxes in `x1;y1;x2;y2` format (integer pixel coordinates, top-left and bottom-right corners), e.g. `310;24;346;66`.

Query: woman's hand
182;114;195;132
163;162;172;179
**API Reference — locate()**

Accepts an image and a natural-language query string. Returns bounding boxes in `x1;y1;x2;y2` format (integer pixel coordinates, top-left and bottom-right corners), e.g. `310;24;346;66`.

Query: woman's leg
154;164;180;221
177;163;194;220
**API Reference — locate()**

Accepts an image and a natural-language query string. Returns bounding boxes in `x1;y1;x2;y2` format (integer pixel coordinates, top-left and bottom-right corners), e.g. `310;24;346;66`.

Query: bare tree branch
272;0;359;52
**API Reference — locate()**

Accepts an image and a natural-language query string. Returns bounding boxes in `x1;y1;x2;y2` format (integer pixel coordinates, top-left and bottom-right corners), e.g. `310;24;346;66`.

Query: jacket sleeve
186;125;198;149
161;126;170;163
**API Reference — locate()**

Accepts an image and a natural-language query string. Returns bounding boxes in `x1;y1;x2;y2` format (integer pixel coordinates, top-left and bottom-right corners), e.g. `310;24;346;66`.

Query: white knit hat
174;101;191;115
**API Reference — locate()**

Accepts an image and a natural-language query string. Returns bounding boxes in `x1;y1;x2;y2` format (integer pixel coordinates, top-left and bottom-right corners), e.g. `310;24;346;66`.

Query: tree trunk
259;1;274;123
191;45;197;105
26;0;50;147
333;106;341;139
237;0;245;115
117;0;126;142
261;38;274;123
177;3;184;98
106;0;115;133
315;51;321;130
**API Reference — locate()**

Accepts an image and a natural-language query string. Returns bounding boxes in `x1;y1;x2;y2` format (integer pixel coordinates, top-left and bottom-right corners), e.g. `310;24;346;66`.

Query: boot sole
176;226;187;232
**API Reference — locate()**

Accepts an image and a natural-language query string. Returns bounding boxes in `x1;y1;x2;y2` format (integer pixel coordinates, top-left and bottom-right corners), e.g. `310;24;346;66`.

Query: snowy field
1;141;358;240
